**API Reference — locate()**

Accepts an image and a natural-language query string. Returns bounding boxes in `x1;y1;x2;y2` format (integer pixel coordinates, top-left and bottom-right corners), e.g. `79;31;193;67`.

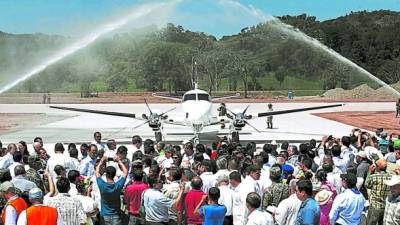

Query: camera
107;158;114;162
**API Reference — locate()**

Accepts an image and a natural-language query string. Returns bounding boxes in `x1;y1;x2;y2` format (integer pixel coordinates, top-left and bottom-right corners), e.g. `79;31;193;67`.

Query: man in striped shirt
365;159;391;225
383;175;400;225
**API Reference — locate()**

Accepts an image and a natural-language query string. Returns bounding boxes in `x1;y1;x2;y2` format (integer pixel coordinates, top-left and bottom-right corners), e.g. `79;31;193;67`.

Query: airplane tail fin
191;57;198;89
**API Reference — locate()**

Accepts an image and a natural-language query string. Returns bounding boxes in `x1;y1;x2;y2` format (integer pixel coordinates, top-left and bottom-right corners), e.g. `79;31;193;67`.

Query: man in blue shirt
329;173;366;225
194;187;227;225
295;180;320;225
95;155;128;225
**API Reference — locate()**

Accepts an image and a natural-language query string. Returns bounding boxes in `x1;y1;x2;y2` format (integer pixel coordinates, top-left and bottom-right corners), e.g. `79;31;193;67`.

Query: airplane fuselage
181;88;213;134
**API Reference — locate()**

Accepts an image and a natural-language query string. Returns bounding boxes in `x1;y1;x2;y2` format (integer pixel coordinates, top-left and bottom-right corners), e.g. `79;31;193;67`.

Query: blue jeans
129;215;145;225
103;214;122;225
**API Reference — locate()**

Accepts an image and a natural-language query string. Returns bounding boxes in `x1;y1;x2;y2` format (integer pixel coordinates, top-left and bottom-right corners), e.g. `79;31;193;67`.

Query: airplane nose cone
182;101;210;121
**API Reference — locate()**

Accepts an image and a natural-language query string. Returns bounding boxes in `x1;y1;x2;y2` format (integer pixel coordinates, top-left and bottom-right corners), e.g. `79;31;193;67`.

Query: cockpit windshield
183;94;196;101
183;93;211;102
198;94;211;101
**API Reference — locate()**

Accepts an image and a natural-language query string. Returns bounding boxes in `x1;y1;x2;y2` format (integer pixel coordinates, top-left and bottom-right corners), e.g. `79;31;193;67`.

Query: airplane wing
50;106;139;119
212;92;240;102
152;93;182;102
255;104;344;118
163;120;187;126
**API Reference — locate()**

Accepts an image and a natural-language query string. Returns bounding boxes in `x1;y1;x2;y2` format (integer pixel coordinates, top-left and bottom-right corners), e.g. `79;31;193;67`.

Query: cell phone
107;158;114;162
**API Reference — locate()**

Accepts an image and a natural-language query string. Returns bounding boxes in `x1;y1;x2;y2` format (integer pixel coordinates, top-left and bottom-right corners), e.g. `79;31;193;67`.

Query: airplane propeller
133;99;176;130
226;105;261;133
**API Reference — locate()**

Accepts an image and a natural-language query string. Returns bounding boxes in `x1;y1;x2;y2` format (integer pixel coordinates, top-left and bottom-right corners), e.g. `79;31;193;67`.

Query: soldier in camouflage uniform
25;155;45;192
397;99;400;118
262;166;289;209
267;103;273;129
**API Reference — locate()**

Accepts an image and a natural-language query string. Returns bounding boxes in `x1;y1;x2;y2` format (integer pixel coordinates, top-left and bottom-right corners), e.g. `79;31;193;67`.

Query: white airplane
50;79;342;143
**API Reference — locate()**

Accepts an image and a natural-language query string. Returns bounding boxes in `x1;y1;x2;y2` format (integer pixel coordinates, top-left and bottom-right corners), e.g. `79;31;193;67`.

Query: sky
0;0;399;38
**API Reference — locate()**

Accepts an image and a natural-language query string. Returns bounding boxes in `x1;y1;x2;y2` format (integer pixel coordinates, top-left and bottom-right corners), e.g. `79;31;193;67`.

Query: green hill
0;10;399;96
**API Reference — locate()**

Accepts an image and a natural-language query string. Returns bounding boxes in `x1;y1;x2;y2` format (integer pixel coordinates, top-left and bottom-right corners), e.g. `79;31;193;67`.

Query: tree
274;67;286;87
198;48;231;94
106;73;128;92
378;58;400;84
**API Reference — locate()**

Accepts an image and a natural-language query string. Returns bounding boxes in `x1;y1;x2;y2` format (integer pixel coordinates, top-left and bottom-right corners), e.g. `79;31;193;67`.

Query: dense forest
1;10;399;96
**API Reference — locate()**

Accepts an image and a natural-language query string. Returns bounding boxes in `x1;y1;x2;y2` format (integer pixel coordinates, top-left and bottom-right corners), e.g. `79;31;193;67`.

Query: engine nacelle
233;120;245;130
149;120;161;131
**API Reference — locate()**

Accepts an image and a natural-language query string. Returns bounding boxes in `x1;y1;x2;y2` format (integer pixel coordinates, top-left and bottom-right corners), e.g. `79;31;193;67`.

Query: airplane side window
183;94;196;101
198;94;211;101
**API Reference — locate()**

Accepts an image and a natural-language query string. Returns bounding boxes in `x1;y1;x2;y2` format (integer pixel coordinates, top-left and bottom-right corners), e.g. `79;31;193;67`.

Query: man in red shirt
124;170;149;225
184;176;206;225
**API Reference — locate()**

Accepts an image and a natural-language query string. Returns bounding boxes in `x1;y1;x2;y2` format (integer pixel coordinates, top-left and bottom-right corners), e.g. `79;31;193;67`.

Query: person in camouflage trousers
25;155;45;192
262;166;289;208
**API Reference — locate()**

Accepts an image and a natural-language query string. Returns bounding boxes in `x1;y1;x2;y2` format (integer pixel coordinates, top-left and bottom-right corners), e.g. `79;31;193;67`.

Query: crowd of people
0;128;399;225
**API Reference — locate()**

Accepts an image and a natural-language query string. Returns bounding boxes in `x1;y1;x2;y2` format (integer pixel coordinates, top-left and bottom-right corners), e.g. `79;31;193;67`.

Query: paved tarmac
0;102;394;147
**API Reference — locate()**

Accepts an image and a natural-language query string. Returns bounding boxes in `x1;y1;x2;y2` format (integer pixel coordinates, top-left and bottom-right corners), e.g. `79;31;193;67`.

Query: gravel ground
0;113;73;135
323;82;400;99
314;111;400;135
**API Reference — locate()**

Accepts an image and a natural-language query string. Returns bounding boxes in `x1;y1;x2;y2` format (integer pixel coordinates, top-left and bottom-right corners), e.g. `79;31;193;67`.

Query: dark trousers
145;222;168;225
129;214;145;225
168;220;178;225
224;215;233;225
367;207;385;225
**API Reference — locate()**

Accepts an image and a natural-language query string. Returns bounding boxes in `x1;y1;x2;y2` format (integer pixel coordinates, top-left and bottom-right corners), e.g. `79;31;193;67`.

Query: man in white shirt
245;192;274;225
30;137;44;156
217;174;234;224
214;158;230;178
274;179;302;225
29;142;42;156
0;143;17;169
128;135;143;160
9;151;23;178
230;171;246;225
160;147;174;170
46;143;74;179
69;148;80;171
181;142;195;166
340;136;354;167
332;145;347;173
242;165;262;197
104;139;117;158
79;144;98;178
199;160;216;194
91;131;107;152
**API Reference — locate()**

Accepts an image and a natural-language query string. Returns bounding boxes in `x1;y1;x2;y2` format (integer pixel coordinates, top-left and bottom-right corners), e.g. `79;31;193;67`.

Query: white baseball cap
385;175;400;186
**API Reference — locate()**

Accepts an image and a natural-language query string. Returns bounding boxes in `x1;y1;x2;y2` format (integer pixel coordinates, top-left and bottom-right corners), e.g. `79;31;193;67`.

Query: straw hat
315;189;333;205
